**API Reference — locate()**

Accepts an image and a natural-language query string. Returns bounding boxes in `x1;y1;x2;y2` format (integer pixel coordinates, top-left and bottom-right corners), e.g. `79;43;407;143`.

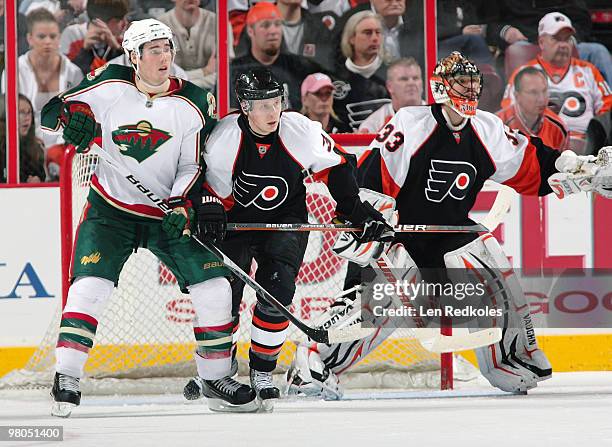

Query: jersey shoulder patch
174;81;218;124
62;64;133;98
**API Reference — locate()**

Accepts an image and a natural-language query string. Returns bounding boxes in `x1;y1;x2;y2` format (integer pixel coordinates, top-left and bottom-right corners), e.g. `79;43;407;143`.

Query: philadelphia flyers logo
425;159;477;203
233;171;289;210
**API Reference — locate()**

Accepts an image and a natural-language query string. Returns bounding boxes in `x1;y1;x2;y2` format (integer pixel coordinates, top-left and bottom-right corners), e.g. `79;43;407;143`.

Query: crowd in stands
0;0;610;184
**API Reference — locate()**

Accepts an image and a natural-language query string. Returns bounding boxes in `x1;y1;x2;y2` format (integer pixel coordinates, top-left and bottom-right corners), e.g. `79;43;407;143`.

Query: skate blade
257;398;275;413
51;401;76;418
207;398;260;413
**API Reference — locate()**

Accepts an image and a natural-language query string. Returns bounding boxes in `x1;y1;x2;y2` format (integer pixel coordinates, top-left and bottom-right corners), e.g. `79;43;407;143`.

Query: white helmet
122;19;175;61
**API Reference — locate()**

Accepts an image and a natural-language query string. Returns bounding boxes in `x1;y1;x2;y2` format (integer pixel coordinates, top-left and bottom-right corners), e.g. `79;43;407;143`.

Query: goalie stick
227;223;488;233
84;144;375;345
373;251;502;353
371;186;512;353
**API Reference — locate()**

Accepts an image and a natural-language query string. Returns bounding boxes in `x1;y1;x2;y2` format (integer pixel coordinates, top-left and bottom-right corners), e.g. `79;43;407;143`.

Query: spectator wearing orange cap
235;0;338;72
497;66;569;150
230;2;324;111
301;73;351;133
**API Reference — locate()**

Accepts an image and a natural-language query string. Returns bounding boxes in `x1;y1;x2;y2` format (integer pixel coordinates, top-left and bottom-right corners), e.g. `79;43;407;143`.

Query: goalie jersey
360;104;561;227
203;111;359;223
41;64;216;219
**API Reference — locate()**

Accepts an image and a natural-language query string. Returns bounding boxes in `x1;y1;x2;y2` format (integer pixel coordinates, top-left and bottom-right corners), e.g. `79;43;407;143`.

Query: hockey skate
51;372;81;418
184;358;238;401
285;344;343;400
198;375;258;413
250;369;280;412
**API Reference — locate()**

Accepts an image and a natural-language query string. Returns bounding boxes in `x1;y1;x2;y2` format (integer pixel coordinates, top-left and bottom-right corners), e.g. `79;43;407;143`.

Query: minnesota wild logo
112;120;172;163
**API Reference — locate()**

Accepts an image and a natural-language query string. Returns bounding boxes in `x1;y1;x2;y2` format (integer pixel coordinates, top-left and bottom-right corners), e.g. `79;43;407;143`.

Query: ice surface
0;372;610;447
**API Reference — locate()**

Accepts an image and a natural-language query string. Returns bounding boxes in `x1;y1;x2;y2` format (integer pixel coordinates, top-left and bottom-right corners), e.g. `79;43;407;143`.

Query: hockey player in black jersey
184;67;392;410
285;52;612;398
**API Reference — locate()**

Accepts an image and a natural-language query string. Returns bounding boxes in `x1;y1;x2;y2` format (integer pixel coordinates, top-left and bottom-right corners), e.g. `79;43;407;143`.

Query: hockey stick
227;223;488;233
85;144;375;344
373;251;502;353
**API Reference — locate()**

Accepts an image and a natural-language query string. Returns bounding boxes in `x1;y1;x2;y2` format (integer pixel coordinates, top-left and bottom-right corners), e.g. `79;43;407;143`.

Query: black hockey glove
343;200;394;243
61;101;96;153
196;196;227;244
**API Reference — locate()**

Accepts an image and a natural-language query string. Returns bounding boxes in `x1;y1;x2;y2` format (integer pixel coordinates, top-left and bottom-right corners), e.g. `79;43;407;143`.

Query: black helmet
235;67;284;102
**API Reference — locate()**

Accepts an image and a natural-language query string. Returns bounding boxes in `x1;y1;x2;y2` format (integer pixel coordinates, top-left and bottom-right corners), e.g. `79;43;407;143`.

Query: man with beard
230;2;323;111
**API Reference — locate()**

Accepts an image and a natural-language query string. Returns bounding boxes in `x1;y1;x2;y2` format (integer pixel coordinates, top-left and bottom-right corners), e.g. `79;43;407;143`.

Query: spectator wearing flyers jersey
358;57;424;133
230;2;323;111
502;13;612;154
332;10;389;131
497;66;569;150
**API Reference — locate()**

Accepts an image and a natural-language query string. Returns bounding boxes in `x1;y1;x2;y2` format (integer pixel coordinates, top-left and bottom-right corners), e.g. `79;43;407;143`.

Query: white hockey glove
591;147;612;199
548;149;599;198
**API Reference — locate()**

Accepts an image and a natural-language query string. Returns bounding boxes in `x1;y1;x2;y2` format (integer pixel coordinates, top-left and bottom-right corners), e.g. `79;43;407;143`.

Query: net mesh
0;150;447;392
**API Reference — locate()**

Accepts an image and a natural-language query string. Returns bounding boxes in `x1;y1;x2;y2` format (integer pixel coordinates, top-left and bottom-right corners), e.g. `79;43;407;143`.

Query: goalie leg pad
444;234;552;389
56;276;114;379
189;277;233;380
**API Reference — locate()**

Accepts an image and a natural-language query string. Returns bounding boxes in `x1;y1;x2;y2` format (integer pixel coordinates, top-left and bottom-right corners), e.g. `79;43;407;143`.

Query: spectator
497;66;568;150
1;8;83;149
331;0;425;70
0;0;29;57
159;0;234;90
437;0;492;65
333;10;389;131
307;0;370;17
230;2;323;110
484;0;612;83
502;13;612;153
301;73;351;133
60;0;129;74
235;0;337;71
358;57;424;133
0;95;46;183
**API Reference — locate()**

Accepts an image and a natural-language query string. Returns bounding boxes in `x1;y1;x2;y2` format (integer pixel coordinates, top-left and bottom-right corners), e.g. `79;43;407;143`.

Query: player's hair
87;0;129;23
387;57;421;78
514;66;548;92
26;8;59;34
341;11;383;60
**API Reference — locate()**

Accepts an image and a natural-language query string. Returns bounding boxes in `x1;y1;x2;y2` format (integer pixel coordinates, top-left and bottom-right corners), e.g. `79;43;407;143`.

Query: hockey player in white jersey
182;67;392;410
286;51;612;398
41;19;257;416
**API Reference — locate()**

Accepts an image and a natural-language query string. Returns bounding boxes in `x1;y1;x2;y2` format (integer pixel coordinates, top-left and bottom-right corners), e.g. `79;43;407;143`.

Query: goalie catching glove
161;197;194;242
548;147;612;199
61;101;97;153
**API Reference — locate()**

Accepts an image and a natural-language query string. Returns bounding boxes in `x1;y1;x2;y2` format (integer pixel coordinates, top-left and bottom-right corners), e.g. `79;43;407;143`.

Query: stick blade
416;328;502;353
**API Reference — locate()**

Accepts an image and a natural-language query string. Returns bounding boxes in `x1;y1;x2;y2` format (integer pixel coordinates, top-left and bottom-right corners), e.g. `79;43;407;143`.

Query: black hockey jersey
203;111;359;223
360;104;561;225
358;103;561;266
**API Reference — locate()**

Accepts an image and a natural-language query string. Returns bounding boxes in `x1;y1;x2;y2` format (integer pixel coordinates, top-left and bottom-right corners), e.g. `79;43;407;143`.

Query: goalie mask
430;51;483;118
235;68;288;114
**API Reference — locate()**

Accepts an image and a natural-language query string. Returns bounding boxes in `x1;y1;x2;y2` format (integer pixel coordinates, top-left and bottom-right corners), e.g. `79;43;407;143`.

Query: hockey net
1;138;467;393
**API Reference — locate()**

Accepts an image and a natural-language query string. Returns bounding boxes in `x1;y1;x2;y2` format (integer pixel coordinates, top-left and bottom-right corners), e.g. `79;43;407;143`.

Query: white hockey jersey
41;64;217;219
502;56;612;140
